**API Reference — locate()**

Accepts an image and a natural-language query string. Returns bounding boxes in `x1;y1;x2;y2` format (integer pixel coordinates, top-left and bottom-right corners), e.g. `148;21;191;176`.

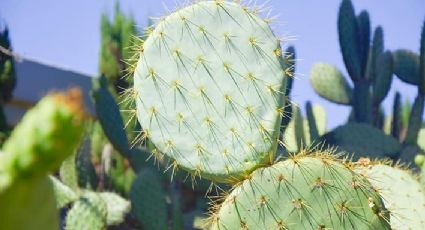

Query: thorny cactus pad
210;153;391;229
133;1;289;182
356;161;425;230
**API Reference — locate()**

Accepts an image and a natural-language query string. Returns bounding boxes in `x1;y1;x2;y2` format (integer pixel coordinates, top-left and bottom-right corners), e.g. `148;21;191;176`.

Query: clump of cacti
210;151;391;229
2;1;425;230
311;0;393;126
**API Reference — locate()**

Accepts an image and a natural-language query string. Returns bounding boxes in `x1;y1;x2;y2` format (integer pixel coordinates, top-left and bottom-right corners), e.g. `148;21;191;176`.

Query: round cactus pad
356;164;425;229
211;155;390;229
134;1;287;182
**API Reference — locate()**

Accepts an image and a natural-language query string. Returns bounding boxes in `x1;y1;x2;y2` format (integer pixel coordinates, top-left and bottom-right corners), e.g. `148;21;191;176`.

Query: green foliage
320;123;401;159
211;153;390;229
133;1;288;183
99;3;137;93
0;26;17;132
310;63;353;105
0;27;16;103
356;163;425;229
130;168;167;230
391;92;402;140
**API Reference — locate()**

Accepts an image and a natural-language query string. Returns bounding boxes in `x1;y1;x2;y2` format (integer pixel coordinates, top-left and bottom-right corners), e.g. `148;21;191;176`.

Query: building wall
4;58;95;125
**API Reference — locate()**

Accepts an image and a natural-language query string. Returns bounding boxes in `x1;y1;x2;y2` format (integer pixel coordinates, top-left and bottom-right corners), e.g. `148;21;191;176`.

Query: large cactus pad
133;1;287;182
356;162;425;229
210;154;390;229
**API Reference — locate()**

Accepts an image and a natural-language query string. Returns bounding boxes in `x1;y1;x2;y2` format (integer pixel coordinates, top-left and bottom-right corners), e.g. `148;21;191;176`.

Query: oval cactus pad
133;1;287;182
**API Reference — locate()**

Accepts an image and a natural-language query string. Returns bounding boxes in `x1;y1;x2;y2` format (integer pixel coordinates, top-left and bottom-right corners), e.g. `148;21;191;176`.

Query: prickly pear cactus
210;152;390;229
320;123;401;159
98;192;131;226
130;168;167;230
65;192;107;230
0;89;85;181
356;161;425;230
49;176;78;209
0;89;85;230
310;63;353;105
132;0;288;182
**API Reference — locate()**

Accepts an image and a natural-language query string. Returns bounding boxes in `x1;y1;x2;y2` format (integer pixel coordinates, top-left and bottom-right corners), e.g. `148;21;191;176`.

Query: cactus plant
320;123;401;159
311;0;393;125
0;89;85;230
209;152;391;229
130;168;168;230
392;19;425;146
65;192;108;230
131;0;289;183
356;161;425;229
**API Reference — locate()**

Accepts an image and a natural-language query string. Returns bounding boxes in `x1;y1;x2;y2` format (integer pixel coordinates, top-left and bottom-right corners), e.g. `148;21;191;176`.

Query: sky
1;0;424;128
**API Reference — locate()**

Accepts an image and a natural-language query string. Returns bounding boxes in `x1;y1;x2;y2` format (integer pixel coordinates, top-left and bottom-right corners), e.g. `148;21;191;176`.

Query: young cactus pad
210;153;391;229
355;161;425;229
133;1;288;182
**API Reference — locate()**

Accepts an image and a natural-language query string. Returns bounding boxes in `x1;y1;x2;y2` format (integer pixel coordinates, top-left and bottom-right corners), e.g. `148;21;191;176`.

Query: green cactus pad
210;153;390;229
133;1;287;182
0;89;85;182
393;49;420;85
418;127;425;151
305;102;327;143
356;10;370;76
49;176;78;209
320;123;401;159
356;163;425;229
65;192;107;230
0;177;59;230
98;192;131;226
373;51;393;105
92;76;131;157
310;63;353;105
130;168;168;230
338;0;362;81
420;19;425;94
283;106;305;153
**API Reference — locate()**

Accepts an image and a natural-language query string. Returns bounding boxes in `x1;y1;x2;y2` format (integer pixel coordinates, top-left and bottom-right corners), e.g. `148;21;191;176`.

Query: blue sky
1;0;424;128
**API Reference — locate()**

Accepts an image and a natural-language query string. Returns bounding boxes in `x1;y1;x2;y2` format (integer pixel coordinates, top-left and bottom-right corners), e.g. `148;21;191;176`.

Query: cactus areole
133;1;288;182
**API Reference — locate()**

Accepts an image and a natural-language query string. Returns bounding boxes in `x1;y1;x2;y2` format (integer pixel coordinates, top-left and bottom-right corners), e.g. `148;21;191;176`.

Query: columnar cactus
132;0;289;182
